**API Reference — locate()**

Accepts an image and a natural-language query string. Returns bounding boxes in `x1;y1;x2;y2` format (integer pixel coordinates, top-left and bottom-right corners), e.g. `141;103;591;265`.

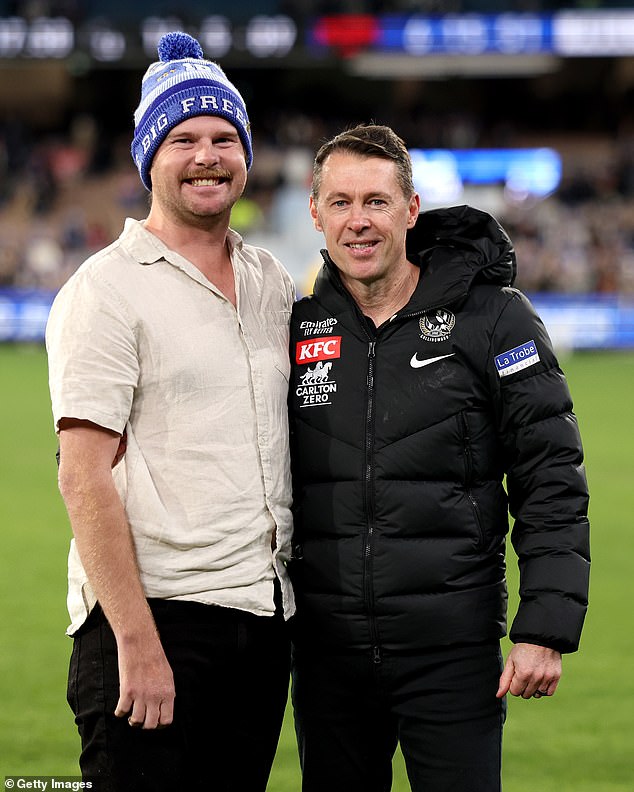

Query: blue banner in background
2;288;634;350
308;11;634;58
409;148;562;203
0;288;55;342
529;293;634;351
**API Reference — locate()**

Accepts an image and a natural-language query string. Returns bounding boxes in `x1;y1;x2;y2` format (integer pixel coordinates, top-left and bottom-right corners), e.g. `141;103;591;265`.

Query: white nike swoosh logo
410;352;455;369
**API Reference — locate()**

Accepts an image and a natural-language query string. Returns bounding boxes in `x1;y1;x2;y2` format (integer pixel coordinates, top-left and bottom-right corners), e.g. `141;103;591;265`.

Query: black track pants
292;642;505;792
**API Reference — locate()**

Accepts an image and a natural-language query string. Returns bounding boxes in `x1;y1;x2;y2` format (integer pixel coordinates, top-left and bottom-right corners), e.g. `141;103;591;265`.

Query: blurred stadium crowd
2;108;634;296
2;0;634;296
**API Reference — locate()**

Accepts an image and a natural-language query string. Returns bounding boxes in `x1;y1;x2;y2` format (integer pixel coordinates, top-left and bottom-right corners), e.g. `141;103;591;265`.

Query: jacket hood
406;204;516;287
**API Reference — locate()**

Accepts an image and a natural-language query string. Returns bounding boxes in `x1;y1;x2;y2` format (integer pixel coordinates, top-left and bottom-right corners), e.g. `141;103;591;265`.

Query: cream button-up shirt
46;219;295;634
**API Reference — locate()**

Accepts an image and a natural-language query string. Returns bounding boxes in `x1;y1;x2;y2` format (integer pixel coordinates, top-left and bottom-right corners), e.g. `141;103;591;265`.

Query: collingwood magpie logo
419;308;456;343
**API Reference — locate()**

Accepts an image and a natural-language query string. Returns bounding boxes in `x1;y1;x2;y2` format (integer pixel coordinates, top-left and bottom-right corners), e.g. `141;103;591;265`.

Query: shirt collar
121;217;245;267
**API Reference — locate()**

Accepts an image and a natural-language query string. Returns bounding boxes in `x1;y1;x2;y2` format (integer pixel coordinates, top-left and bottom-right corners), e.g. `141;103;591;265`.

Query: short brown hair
312;124;415;201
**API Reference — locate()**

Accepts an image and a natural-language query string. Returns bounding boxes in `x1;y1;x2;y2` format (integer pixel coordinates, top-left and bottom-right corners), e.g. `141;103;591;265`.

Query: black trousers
67;594;291;792
292;642;505;792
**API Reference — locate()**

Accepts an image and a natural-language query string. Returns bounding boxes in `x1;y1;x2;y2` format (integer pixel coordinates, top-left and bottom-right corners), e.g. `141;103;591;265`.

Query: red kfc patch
296;336;342;364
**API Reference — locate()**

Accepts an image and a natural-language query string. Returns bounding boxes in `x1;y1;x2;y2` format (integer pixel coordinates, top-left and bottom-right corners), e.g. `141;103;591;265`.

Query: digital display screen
409;148;562;204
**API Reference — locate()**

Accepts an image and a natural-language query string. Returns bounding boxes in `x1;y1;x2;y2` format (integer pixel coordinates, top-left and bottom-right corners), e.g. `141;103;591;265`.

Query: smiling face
148;115;248;229
309;151;420;290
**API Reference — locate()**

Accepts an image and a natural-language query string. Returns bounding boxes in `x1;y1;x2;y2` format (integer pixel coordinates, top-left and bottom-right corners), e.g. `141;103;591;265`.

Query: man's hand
496;642;562;700
115;634;175;729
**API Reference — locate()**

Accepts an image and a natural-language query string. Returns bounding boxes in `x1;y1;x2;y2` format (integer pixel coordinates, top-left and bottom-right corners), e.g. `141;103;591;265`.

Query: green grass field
1;344;632;789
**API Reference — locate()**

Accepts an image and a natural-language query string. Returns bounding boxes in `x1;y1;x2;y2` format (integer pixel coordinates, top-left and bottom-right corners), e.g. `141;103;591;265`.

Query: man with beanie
46;32;295;791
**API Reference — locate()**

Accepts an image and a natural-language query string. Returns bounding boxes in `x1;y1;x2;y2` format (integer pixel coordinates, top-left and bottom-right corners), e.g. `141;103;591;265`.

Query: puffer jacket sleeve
488;289;590;653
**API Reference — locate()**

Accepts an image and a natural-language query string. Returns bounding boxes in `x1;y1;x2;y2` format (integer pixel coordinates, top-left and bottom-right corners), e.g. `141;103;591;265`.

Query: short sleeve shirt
46;219;296;633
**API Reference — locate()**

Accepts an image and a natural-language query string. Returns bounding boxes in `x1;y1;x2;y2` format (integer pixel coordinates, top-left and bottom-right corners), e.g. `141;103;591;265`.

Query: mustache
183;169;232;181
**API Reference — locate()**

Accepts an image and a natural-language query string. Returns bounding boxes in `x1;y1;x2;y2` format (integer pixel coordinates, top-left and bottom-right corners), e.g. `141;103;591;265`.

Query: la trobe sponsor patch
495;340;540;377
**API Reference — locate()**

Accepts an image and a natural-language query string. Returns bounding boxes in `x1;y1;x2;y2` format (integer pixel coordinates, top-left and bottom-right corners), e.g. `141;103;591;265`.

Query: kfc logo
296;336;342;364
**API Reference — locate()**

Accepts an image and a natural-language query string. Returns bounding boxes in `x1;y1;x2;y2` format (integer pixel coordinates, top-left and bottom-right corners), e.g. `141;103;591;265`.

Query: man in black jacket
288;124;590;792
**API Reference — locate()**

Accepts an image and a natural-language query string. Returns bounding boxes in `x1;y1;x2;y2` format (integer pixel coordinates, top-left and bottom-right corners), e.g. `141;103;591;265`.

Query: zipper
364;340;381;663
319;253;384;661
461;411;473;483
460;412;484;547
389;297;462;326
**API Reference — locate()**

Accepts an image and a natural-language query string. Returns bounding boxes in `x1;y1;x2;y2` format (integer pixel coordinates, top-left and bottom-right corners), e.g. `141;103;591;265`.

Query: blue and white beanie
131;31;252;191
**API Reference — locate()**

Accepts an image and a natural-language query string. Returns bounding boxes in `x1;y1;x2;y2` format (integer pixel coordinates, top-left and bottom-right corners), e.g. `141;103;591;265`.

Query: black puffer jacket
289;205;590;655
